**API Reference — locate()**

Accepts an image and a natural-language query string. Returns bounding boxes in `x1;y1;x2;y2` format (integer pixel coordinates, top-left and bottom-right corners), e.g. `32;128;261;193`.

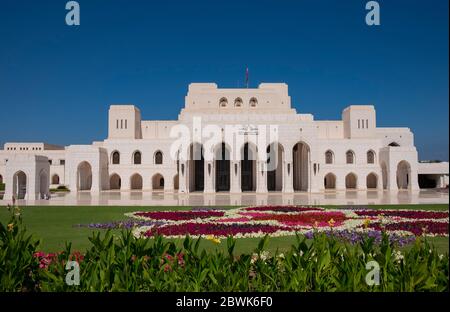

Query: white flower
393;250;404;263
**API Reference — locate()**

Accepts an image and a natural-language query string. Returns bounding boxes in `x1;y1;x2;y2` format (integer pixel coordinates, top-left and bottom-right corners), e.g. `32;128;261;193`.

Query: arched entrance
215;143;230;192
77;162;92;191
397;161;411;189
241;142;256;192
189;143;204;192
324;173;336;189
345;173;357;189
130;173;143;190
39;170;49;199
293;142;310;191
152;173;165;190
267;143;284;191
110;173;121;190
13;171;27;199
366;173;378;189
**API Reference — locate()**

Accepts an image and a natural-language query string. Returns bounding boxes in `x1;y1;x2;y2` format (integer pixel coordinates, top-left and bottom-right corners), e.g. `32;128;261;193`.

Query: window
388;142;400;147
60;159;65;165
120;120;123;129
346;150;354;164
234;97;243;107
325;150;334;164
112;151;120;164
249;97;258;107
154;151;163;165
358;120;361;129
366;119;369;128
133;151;142;164
116;120;119;129
367;150;375;164
219;97;228;108
125;120;127;129
48;160;52;165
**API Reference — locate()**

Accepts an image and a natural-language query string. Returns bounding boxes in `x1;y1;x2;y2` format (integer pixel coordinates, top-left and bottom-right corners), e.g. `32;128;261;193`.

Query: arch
234;97;243;108
381;162;388;189
173;174;179;190
325;150;334;164
111;151;120;165
77;161;92;191
397;160;411;189
249;97;258;107
51;174;60;185
133;151;142;165
346;150;355;164
39;170;49;199
293;142;310;191
215;142;230;192
345;173;357;189
13;171;27;199
152;173;164;190
324;173;336;189
189;142;204;192
219;97;228;108
241;142;257;192
366;172;378;189
154;150;163;165
110;173;121;190
388;142;400;147
367;150;375;164
130;173;143;190
267;142;284;191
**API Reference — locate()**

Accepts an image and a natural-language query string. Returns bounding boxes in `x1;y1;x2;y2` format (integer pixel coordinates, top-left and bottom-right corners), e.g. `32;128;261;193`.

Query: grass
0;204;448;254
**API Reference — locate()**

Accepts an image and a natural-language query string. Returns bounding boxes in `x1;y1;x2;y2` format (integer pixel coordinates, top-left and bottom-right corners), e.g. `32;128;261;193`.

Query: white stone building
0;83;448;200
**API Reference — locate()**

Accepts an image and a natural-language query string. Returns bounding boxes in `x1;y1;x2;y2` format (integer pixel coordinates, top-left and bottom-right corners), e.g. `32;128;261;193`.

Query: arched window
325;150;334;164
234;97;243;107
219;97;228;108
112;151;120;164
346;150;355;164
388;142;400;147
249;97;258;107
51;174;60;185
133;151;142;165
367;150;375;164
154;151;163;165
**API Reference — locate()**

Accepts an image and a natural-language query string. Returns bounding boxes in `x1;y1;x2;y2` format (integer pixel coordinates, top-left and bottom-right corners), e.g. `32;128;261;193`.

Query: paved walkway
1;189;448;206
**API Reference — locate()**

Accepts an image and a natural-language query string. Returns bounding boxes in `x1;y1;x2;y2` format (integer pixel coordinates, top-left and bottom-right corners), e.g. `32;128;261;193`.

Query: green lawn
0;204;448;254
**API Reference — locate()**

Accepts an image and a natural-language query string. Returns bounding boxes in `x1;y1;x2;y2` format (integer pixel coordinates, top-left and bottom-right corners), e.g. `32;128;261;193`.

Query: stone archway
39;170;49;199
152;173;164;190
51;174;60;185
397;160;411;189
267;142;284;191
130;173;143;190
110;173;121;190
324;173;336;189
241;142;257;192
77;161;92;191
13;171;27;199
293;142;310;191
215;142;230;192
345;173;357;189
366;172;378;189
188;143;204;192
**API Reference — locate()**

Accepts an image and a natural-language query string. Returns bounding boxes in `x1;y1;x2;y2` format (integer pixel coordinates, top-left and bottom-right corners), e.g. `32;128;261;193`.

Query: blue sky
0;0;448;160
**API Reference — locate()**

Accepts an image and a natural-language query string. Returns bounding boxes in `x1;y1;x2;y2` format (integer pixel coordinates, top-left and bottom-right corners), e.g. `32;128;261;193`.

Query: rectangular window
60;159;65;165
48;160;52;165
120;119;123;129
366;119;369;128
358;120;360;129
116;119;119;129
125;119;127;129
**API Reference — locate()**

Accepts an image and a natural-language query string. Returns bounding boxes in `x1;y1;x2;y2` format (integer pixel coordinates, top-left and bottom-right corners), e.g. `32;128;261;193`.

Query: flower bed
122;206;449;241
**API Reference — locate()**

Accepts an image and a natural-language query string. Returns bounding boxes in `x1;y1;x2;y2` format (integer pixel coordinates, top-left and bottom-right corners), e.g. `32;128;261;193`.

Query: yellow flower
363;218;370;229
205;235;221;244
7;223;14;232
328;218;335;228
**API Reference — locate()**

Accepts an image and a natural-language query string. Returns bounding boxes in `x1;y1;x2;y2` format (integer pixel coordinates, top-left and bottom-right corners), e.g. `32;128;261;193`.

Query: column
204;161;214;193
283;161;294;193
256;161;267;193
230;161;241;193
179;161;187;193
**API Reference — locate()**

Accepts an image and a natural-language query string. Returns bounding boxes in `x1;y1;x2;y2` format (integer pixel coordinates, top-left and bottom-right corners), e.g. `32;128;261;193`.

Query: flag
245;67;249;88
